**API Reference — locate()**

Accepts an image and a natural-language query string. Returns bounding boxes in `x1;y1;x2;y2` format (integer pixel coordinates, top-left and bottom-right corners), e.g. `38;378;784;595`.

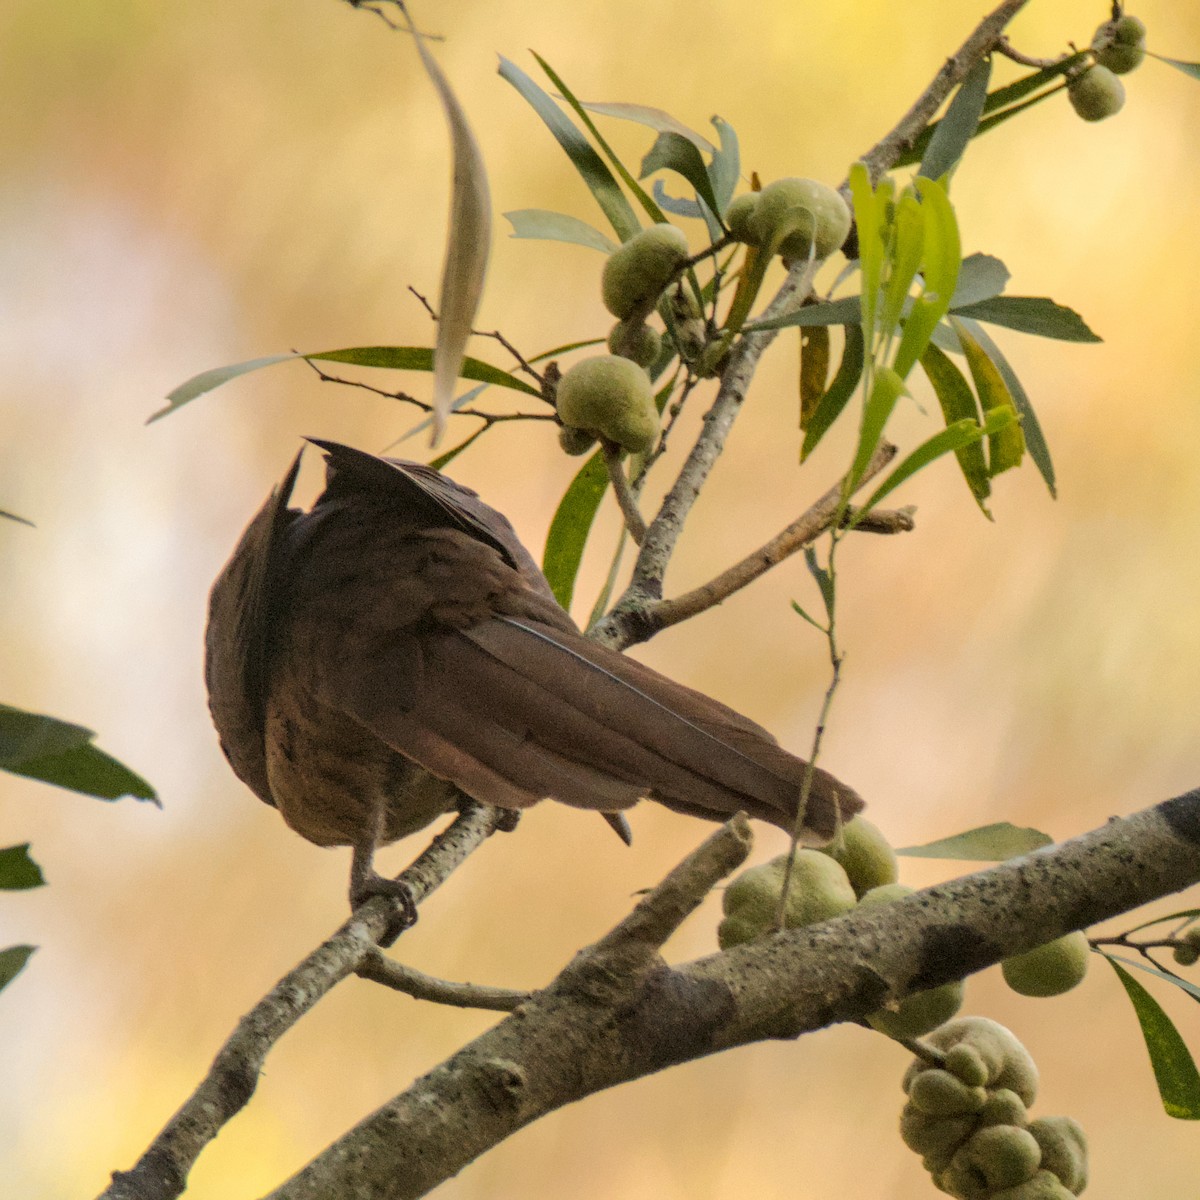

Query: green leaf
920;342;990;511
153;346;541;420
950;253;1010;308
951;296;1101;342
790;598;827;633
498;56;641;241
0;705;92;764
957;320;1056;497
1123;908;1200;936
585;528;630;631
880;190;925;341
542;451;610;611
1106;953;1200;1003
0;946;35;995
1149;53;1200;82
799;325;831;431
639;131;722;224
399;7;492;442
575;101;716;151
532;55;667;227
847;365;907;493
952;319;1024;475
857;410;1014;518
503;209;618;253
896;822;1053;860
707;117;740;214
1;508;35;527
801;325;865;461
804;547;835;621
919;56;992;182
429;425;488;470
849;162;891;353
1108;956;1200;1119
0;844;44;890
746;294;862;333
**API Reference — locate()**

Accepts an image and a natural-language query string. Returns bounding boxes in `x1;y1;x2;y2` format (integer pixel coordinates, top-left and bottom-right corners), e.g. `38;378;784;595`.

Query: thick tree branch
264;791;1200;1200
97;804;509;1200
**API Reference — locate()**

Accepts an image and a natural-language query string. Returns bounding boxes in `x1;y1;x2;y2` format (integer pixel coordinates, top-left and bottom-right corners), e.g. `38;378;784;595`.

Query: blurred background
2;0;1198;1195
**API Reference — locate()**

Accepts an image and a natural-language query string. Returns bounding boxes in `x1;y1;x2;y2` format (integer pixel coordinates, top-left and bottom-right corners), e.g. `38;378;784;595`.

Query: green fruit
943;1043;989;1089
911;1018;1039;1106
601;223;689;319
1092;14;1147;74
724;193;760;243
824;816;899;896
722;850;858;939
907;1068;987;1116
940;1148;991;1200
556;355;658;454
607;319;662;368
557;425;598;456
1028;1116;1088;1195
1172;927;1200;966
977;1088;1029;1130
661;284;707;360
869;980;965;1040
899;1106;975;1157
747;177;852;261
989;1168;1076;1199
964;1125;1042;1191
1068;66;1126;122
1001;932;1090;998
858;882;915;908
716;912;766;950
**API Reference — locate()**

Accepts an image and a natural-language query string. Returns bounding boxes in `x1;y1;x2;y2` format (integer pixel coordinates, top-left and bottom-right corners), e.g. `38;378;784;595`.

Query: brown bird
205;439;864;913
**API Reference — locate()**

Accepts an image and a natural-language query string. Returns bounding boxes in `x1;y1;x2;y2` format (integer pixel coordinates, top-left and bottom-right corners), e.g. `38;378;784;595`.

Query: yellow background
2;1;1199;1196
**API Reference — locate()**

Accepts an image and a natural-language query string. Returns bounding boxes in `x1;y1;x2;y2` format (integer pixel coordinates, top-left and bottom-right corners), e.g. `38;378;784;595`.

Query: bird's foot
350;845;418;946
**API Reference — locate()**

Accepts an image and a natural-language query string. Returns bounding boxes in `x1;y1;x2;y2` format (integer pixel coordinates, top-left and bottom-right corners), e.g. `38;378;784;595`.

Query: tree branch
357;950;528;1012
264;791;1200;1200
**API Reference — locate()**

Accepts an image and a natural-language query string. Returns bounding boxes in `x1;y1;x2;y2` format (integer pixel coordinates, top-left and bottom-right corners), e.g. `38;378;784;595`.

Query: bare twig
994;36;1073;70
602;442;647;544
98;804;508;1200
357;950;528;1011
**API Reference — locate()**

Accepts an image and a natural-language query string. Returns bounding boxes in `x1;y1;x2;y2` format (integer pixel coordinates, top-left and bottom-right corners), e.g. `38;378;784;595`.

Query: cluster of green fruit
1068;13;1147;122
902;1017;1088;1198
555;176;850;457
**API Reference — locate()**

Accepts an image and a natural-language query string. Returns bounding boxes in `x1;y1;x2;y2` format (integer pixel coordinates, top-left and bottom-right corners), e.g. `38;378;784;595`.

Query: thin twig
602;442;648;544
994;36;1072;70
357;950;529;1011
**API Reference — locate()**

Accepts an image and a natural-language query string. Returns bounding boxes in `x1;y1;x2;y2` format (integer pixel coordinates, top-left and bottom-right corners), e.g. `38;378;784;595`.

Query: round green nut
1172;927;1200;967
899;1105;976;1157
989;1169;1076;1200
1028;1116;1087;1195
724;193;760;243
721;850;858;939
557;425;598;456
556;355;658;454
964;1125;1042;1191
1092;14;1147;75
977;1088;1030;1130
607;319;662;368
716;912;766;950
906;1068;987;1117
1068;65;1126;122
1001;931;1090;998
911;1017;1039;1106
601;223;689;319
944;1043;989;1089
823;816;898;896
747;177;852;261
868;980;965;1041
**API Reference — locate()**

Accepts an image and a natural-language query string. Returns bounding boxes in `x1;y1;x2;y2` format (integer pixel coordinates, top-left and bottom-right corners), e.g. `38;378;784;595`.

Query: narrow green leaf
951;296;1101;342
542;451;610;611
498;56;640;240
746;294;862;333
503;209;618;253
586;527;629;631
0;508;35;527
429;425;488;470
880;190;925;340
950;253;1010;309
0;705;92;765
849;163;889;353
0;844;44;890
799;325;831;430
7;742;157;803
707;116;740;214
639;131;722;223
399;7;492;442
149;354;296;421
953;319;1024;475
920;342;990;511
801;325;865;460
532;54;667;227
857;410;1014;518
790;599;827;632
847;366;908;492
1108;956;1200;1119
919;56;992;182
575;101;716;151
803;547;835;621
1106;953;1200;1003
1123;908;1200;936
1149;53;1200;82
957;319;1056;497
896;822;1053;860
0;946;35;994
